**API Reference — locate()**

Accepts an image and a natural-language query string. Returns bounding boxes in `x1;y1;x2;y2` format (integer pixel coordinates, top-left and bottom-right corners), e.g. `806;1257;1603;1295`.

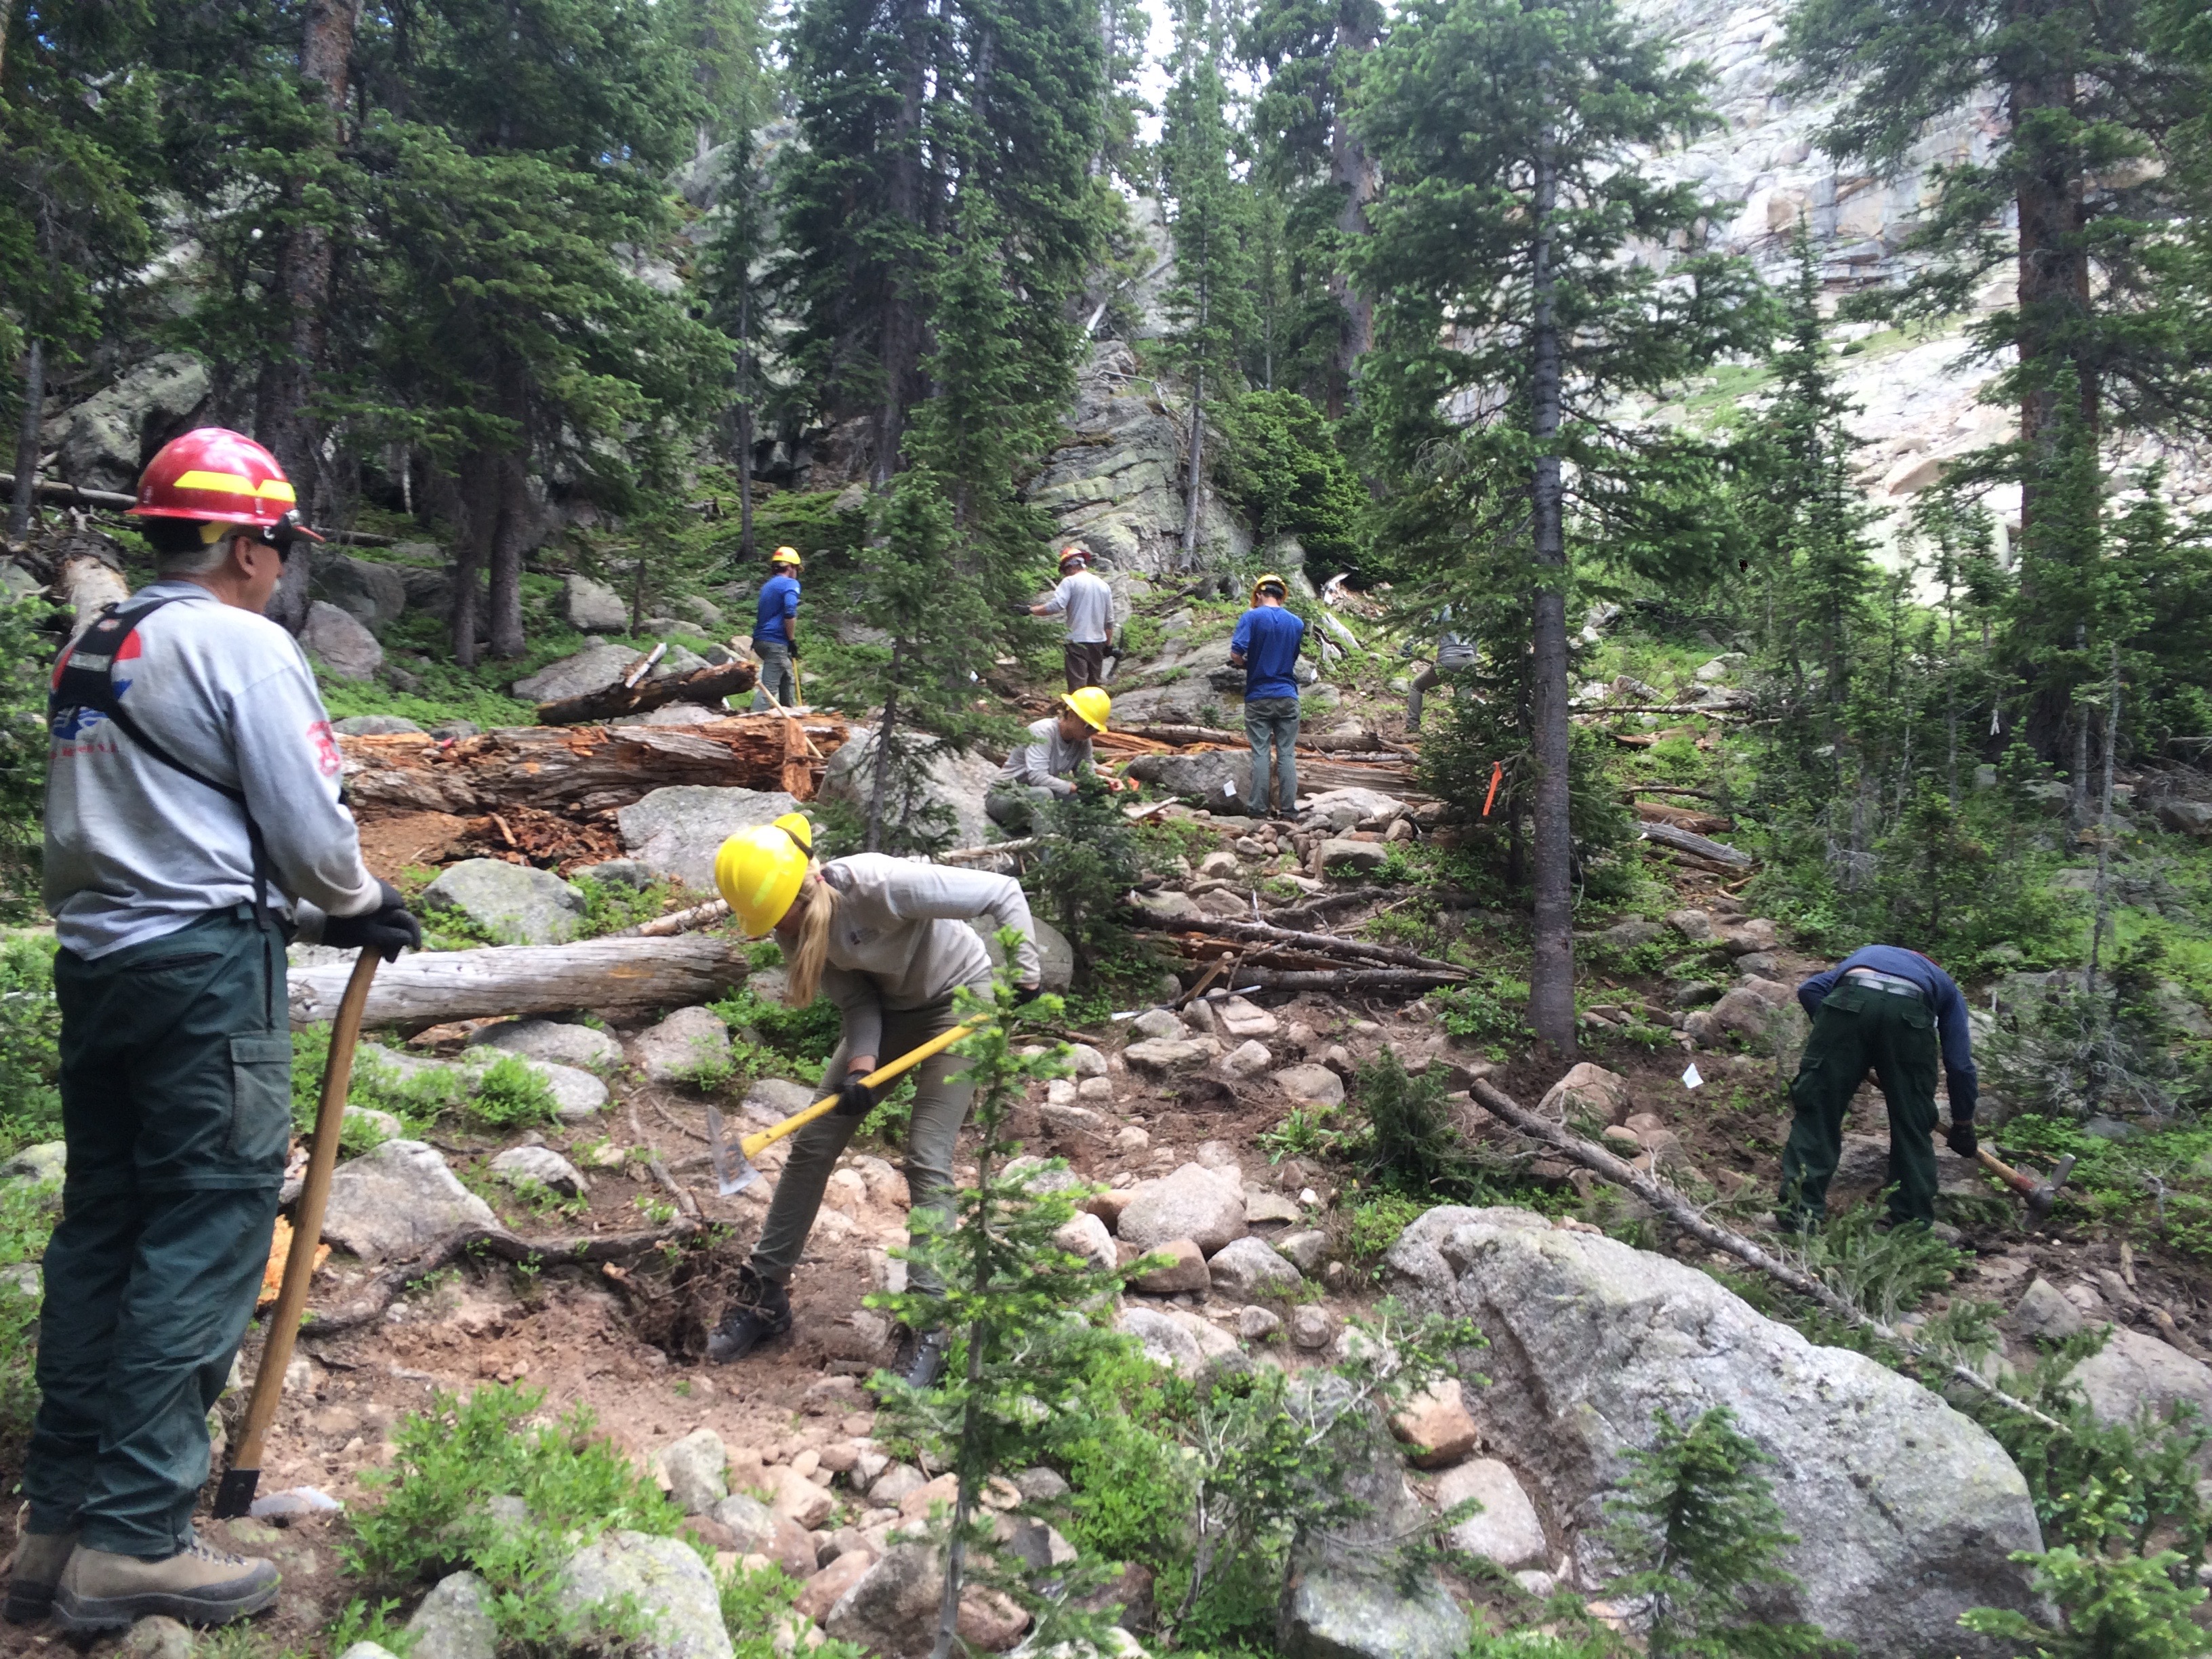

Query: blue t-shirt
1798;944;1978;1117
753;573;800;647
1231;605;1306;701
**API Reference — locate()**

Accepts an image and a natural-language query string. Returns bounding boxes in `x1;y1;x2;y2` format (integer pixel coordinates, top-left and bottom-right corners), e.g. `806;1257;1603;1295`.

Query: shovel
214;947;380;1519
710;1017;987;1195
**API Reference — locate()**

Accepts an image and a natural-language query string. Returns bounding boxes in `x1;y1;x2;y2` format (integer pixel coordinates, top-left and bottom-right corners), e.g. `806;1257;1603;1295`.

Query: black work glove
834;1075;877;1119
322;878;422;963
786;640;801;659
1012;983;1044;1007
1010;602;1035;617
1946;1119;1978;1160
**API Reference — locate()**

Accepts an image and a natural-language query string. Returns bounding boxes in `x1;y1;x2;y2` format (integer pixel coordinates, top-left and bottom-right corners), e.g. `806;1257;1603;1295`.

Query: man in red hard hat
9;430;419;1633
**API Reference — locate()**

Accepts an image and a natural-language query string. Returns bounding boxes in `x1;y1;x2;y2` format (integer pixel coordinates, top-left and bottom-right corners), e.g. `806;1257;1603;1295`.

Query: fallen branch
536;658;759;726
1173;916;1464;975
0;472;136;510
1265;890;1372;927
941;838;1039;863
301;1221;696;1334
1467;1078;2067;1432
1237;966;1464;994
1126;723;1247;745
614;898;731;939
1635;821;1753;869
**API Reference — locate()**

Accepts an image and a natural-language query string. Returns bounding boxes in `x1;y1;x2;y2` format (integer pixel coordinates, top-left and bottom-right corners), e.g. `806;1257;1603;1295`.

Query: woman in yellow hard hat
706;812;1042;1385
983;687;1122;835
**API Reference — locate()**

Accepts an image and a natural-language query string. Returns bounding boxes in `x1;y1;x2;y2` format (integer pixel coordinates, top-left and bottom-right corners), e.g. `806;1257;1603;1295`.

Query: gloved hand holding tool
321;879;422;962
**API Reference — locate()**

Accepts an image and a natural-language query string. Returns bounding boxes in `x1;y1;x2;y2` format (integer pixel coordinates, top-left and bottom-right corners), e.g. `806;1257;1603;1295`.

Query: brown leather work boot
53;1532;279;1631
3;1529;79;1623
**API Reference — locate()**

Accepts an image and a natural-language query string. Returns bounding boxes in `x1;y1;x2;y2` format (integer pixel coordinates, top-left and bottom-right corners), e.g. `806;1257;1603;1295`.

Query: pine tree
1350;0;1764;1053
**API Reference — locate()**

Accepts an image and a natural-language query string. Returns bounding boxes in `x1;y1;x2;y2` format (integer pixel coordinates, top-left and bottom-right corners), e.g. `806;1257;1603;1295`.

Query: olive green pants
749;994;979;1296
1778;981;1941;1227
28;907;291;1556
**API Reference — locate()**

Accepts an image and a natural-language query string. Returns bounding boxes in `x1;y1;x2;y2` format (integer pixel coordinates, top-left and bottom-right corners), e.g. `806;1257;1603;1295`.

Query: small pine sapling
1031;775;1143;991
1601;1406;1835;1657
1961;1478;2211;1658
870;938;1145;1659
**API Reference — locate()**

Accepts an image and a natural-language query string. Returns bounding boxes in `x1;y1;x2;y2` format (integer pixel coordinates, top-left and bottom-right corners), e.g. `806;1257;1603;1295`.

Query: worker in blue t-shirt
751;546;802;710
1229;573;1309;819
1780;945;1981;1231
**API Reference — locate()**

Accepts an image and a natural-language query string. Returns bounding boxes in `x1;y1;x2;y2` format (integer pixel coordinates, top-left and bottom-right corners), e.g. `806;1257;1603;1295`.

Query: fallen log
1467;1078;2065;1432
536;659;759;726
1237;966;1463;994
1265;890;1372;927
1126;723;1247;745
941;838;1040;863
0;472;137;510
341;715;848;816
288;935;753;1029
615;897;730;938
1635;820;1753;868
1634;798;1733;836
300;1220;697;1335
54;536;129;638
1171;916;1465;975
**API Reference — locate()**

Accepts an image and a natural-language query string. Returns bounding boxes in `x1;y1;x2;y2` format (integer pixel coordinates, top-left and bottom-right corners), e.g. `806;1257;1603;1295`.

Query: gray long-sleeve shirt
44;580;382;958
817;854;1041;1059
1040;571;1113;644
994;716;1092;797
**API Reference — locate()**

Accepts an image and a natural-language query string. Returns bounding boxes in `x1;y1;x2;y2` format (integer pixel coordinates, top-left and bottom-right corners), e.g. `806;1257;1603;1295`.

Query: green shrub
0;933;61;1153
1355;1048;1479;1196
0;1176;56;1443
1961;1540;2209;1658
1210;390;1366;572
709;981;843;1073
466;1054;560;1130
1431;975;1532;1048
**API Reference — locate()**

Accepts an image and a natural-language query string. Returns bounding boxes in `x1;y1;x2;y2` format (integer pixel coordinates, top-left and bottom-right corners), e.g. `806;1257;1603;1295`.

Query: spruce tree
1350;0;1763;1052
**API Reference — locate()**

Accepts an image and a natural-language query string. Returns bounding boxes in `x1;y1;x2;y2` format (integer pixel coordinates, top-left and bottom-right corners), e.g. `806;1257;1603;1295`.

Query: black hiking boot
706;1265;791;1363
891;1326;951;1391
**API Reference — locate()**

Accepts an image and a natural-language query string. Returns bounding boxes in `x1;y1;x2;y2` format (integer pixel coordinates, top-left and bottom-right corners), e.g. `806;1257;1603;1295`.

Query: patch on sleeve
306;718;342;778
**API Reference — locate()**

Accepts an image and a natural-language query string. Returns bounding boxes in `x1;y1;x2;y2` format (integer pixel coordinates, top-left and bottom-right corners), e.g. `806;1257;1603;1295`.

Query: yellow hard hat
714;823;810;935
1250;573;1289;605
772;811;813;855
1061;686;1111;731
771;546;802;567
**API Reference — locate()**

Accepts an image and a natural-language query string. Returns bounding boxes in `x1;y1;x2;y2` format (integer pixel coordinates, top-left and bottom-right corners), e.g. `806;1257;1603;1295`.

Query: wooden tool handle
1975;1144;2034;1195
739;1016;987;1160
228;949;380;1479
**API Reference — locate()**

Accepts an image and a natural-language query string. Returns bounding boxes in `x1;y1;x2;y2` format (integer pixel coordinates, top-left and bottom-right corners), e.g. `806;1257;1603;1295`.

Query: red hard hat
1059;545;1089;568
129;428;323;542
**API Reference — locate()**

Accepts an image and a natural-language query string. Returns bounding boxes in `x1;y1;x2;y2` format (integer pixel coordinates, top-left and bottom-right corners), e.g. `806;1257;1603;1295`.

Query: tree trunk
1322;9;1380;419
7;337;41;547
286;935;756;1030
735;289;756;562
1180;360;1206;568
1525;108;1575;1059
451;459;491;668
489;448;529;658
874;0;933;487
867;643;906;853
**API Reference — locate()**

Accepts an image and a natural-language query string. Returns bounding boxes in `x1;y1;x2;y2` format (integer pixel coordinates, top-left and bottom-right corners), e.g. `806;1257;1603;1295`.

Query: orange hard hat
129;428;323;545
1059;545;1090;569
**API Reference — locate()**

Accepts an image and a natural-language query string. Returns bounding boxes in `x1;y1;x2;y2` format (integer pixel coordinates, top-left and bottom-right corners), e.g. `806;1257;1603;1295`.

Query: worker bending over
1407;609;1476;732
1024;546;1114;691
985;687;1120;834
751;546;803;710
1230;573;1309;820
16;430;419;1633
1779;945;1980;1231
707;815;1042;1387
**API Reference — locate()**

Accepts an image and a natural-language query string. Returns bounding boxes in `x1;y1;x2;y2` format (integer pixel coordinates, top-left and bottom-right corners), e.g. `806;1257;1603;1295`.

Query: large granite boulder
565;574;629;632
616;785;798;892
556;1531;731;1659
1382;1206;2043;1657
967;916;1075;992
512;643;652;704
322;1141;497;1261
43;354;211;493
301;602;385;682
1124;750;1252;811
419;859;586;945
310;553;410;636
817;727;1000;851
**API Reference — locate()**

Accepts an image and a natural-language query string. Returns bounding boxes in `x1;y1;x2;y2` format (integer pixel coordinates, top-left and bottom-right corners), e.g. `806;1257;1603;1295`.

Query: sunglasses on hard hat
260;509;325;558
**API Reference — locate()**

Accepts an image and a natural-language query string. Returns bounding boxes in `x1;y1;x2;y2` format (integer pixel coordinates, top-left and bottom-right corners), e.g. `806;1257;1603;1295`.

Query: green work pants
750;994;979;1296
28;907;291;1557
985;784;1054;836
1778;980;1941;1228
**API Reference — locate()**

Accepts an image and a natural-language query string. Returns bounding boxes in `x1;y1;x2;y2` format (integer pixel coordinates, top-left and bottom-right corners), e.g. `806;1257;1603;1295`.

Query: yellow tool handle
740;1016;987;1159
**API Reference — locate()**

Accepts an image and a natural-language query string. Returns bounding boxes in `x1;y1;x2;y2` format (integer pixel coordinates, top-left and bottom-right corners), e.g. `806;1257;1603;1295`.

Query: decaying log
301;1221;697;1334
1236;966;1464;993
1125;723;1247;745
1635;820;1753;868
535;659;760;726
1633;798;1733;836
1168;916;1465;975
52;535;130;639
615;898;731;938
1468;1078;2066;1431
340;715;848;817
1264;890;1371;928
288;935;752;1029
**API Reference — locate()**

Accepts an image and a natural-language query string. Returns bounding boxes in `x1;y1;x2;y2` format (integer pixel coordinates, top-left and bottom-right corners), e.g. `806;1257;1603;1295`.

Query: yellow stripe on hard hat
771;546;802;567
170;470;298;504
1062;686;1111;731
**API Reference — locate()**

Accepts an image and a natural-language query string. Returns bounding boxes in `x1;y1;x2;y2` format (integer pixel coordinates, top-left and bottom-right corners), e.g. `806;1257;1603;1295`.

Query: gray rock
488;1055;607;1123
661;1427;729;1515
322;1141;497;1261
2070;1328;2212;1458
512;642;655;704
865;1463;926;1507
617;785;798;893
489;1146;587;1198
1118;1306;1207;1376
1435;1459;1547;1569
743;1077;818;1126
1221;1039;1273;1078
566;574;630;632
420;859;586;946
1317;839;1389;874
428;719;479;741
119;1616;194;1659
1069;1042;1107;1078
1124;750;1252;811
1671;979;1723;1008
1123;1037;1213;1075
1118;1164;1247;1254
1694;652;1747;682
823;1543;941;1659
1278;1384;1470;1659
633;1006;732;1084
1012;1466;1071;1505
968;914;1076;993
1131;1008;1183;1042
1382;1206;2043;1657
467;1019;623;1071
1666;907;1717;943
310;554;409;636
572;858;653;890
302;601;386;682
1;1141;65;1184
2156;800;2212;838
817;726;1004;850
331;714;423;736
47;353;210;492
2013;1277;2085;1342
1277;1229;1330;1274
407;1572;497;1659
1687;983;1808;1056
557;1530;732;1659
1593;918;1665;950
1208;1235;1305;1302
1273;1063;1345;1106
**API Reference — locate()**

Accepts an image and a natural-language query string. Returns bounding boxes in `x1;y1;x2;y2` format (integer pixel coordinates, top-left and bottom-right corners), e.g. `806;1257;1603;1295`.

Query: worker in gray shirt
1408;608;1477;732
18;429;419;1635
707;818;1040;1387
985;686;1121;834
1023;546;1114;690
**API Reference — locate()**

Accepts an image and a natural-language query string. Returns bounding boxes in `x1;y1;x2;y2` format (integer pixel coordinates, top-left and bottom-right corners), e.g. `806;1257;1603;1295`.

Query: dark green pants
28;907;291;1556
1778;981;1940;1227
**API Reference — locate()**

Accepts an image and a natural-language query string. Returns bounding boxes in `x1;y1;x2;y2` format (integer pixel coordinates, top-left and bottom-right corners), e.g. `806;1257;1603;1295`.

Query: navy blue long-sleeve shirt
1797;945;1979;1119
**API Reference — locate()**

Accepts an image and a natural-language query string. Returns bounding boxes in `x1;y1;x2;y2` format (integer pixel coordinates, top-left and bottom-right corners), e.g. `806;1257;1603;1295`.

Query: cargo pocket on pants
228;1033;295;1168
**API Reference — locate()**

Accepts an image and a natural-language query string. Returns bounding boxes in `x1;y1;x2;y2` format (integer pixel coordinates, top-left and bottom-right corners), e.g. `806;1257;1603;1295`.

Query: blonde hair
785;863;838;1008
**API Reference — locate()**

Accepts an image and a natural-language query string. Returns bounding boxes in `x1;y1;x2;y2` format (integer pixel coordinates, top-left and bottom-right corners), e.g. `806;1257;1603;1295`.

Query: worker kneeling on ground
984;687;1122;834
15;430;420;1633
1778;944;1979;1232
705;813;1042;1387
